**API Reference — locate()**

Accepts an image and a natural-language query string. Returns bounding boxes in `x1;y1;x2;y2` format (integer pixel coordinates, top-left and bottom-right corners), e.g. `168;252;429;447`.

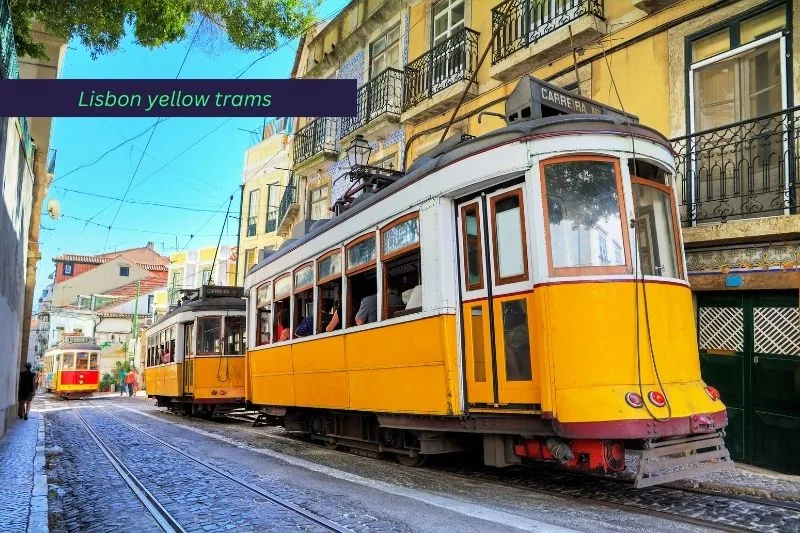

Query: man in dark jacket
18;363;37;420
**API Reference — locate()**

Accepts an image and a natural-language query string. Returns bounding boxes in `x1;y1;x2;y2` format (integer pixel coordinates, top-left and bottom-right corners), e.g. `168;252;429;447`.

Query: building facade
0;0;65;436
168;245;236;304
237;120;293;285
282;0;799;473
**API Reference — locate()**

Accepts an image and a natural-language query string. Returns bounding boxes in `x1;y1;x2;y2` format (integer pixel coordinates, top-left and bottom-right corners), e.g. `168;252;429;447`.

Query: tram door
456;184;539;409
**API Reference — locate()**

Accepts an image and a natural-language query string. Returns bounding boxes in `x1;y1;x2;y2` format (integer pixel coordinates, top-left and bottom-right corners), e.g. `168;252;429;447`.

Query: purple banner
0;79;357;117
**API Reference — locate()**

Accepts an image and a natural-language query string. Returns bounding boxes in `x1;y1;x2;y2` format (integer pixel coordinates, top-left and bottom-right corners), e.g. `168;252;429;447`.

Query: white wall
0;117;35;437
48;311;96;347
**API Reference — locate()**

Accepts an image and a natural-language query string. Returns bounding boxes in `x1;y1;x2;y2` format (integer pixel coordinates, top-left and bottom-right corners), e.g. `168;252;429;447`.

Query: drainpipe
19;147;50;372
234;184;244;286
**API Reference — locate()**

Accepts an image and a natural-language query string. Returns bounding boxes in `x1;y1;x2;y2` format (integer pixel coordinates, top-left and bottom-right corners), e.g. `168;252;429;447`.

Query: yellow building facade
286;0;800;474
236;122;293;285
168;246;236;304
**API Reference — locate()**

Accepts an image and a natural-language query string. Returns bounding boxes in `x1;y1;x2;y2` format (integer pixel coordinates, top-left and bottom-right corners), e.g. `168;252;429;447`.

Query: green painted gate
697;291;800;474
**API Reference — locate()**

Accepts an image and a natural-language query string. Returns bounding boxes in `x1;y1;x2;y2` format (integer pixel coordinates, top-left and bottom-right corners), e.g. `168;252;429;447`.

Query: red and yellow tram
43;336;101;399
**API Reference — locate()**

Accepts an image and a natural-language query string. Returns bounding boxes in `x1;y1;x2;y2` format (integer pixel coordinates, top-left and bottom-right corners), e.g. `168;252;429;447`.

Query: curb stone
29;415;48;532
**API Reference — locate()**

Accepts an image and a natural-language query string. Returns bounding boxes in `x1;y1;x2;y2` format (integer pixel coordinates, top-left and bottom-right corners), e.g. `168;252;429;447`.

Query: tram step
634;431;732;488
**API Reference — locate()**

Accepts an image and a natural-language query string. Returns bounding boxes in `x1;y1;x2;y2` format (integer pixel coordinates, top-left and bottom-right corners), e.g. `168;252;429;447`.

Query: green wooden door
697;291;800;474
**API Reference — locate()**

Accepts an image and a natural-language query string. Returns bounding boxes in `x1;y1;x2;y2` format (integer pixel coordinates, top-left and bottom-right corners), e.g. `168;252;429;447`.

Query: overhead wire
50;186;226;213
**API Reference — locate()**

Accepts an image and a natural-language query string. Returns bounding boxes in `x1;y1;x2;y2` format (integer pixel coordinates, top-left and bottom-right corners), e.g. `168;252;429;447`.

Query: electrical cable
51;186;224;213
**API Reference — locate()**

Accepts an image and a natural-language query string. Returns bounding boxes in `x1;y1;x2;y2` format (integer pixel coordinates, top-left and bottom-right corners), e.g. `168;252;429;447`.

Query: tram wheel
395;453;427;467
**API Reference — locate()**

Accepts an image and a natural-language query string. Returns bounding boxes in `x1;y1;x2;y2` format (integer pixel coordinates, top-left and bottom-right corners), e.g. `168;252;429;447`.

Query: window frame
488;188;530;285
345;232;378;276
63;262;74;276
316;248;343;285
460;202;485;292
256;281;272;347
119;266;130;277
370;22;401;78
540;155;632;277
196;316;223;356
273;273;292;301
631;176;685;280
380;212;421;262
308;186;329;221
293;262;314;293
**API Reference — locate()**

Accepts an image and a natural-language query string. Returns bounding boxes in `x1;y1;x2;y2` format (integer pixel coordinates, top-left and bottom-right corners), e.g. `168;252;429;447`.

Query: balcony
490;0;605;82
292;117;338;169
401;28;479;125
276;176;299;236
340;68;403;143
673;106;798;229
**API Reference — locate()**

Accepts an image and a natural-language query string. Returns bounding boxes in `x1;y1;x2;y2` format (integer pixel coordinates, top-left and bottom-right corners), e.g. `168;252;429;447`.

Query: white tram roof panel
247;113;672;278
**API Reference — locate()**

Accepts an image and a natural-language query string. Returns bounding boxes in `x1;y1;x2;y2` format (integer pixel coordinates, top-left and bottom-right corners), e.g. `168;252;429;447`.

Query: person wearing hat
18;363;37;420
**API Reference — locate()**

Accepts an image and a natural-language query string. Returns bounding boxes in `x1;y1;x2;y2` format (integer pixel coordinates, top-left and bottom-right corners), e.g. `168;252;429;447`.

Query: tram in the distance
144;285;247;417
43;336;101;399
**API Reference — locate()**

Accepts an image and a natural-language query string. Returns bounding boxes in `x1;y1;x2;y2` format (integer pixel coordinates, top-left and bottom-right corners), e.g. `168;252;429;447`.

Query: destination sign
200;285;244;299
506;75;638;124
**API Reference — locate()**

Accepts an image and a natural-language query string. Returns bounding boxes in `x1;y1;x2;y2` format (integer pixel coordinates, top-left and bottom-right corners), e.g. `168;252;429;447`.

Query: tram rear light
211;390;218;396
704;386;720;401
648;391;667;407
219;390;227;396
625;392;643;408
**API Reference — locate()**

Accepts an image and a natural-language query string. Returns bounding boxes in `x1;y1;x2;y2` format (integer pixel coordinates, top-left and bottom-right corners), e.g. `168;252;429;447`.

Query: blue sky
36;0;348;304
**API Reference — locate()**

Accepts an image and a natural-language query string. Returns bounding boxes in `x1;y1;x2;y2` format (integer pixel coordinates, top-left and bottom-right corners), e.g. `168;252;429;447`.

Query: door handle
753;356;759;364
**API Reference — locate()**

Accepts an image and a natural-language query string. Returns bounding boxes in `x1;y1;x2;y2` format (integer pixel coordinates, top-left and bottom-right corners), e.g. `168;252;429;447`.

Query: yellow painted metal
491;293;541;406
144;363;182;397
248;315;460;415
462;300;493;404
192;356;246;400
537;281;727;422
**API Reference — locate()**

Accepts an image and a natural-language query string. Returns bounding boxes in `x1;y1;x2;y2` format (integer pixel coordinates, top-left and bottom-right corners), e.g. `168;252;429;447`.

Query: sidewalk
0;411;47;532
670;462;800;502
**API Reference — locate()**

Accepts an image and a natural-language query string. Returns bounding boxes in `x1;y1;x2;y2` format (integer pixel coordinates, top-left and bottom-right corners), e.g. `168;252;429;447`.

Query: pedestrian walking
125;368;136;397
118;367;127;396
18;363;37;420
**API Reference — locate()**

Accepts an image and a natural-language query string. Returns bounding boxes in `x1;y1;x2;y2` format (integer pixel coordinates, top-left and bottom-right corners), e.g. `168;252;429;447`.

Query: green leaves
10;0;319;60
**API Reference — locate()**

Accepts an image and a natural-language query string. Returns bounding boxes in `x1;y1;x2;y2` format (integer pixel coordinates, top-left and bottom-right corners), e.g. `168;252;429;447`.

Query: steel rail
90;402;348;533
72;407;186;533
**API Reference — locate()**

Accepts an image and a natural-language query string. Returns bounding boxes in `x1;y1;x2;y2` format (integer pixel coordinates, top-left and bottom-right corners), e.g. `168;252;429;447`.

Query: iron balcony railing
491;0;604;64
277;176;297;227
672;106;799;225
340;68;404;138
403;28;479;111
292;117;338;166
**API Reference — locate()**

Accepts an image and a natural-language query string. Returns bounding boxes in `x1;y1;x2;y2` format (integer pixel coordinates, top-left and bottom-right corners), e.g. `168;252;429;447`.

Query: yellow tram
144;286;247;417
244;77;730;487
43;335;101;399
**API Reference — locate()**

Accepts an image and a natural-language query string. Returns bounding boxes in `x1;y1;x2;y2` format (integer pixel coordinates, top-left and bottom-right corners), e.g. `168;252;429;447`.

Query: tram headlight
647;391;667;407
704;386;720;401
624;392;643;408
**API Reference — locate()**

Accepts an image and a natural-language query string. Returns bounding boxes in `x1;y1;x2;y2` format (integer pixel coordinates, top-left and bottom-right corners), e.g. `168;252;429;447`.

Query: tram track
75;403;349;533
217;413;800;532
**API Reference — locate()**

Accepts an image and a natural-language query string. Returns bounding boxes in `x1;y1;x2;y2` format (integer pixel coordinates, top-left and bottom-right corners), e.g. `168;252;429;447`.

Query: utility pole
130;281;140;368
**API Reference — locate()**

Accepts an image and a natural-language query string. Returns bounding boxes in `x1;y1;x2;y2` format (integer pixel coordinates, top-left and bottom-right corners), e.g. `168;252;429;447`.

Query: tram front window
63;352;75;370
633;181;680;278
225;316;246;355
197;317;222;354
75;352;89;370
544;159;626;272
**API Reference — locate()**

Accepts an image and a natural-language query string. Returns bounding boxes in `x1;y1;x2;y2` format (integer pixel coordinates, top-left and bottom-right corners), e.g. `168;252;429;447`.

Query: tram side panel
248;313;460;415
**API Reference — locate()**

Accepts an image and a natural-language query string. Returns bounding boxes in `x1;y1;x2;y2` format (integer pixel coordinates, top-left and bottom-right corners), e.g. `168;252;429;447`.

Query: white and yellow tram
43;336;101;399
144;286;247;417
243;77;730;487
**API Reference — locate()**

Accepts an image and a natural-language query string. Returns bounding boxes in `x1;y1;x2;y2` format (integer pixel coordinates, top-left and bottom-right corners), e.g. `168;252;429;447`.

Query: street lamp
347;134;372;167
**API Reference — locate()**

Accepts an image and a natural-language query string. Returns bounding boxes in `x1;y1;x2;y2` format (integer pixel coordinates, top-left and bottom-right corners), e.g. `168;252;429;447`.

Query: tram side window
184;323;194;358
197;317;222;354
63;352;75;370
461;204;484;290
347;235;377;327
490;190;529;284
543;158;627;275
75;352;89;370
169;326;176;363
256;282;272;345
317;250;342;333
273;274;292;342
89;353;98;371
632;179;681;279
381;214;422;319
293;264;314;338
225;316;246;355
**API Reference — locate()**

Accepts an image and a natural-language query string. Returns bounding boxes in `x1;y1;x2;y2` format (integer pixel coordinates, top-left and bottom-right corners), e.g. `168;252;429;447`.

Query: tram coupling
634;430;732;488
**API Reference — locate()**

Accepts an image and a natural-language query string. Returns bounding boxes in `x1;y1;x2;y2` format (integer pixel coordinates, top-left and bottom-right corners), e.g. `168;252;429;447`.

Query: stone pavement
0;412;48;533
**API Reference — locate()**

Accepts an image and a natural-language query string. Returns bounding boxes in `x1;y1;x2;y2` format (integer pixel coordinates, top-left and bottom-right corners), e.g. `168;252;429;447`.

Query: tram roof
248;114;671;278
149;296;246;330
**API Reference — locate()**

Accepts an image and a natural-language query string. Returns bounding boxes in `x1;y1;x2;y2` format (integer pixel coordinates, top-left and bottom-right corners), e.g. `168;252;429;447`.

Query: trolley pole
131;281;140;368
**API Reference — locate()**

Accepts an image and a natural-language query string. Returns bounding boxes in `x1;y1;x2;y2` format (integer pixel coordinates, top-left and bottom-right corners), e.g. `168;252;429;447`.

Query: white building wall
0;117;35;437
48;311;96;347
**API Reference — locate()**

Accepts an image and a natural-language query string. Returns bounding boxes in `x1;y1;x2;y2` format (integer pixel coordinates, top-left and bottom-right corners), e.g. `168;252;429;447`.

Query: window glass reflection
383;217;419;255
347;236;376;269
197;317;221;354
633;183;680;278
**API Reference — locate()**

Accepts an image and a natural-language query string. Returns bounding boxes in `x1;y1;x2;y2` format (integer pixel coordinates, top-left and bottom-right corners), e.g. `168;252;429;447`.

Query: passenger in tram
275;311;290;341
294;316;313;338
355;288;404;325
323;290;342;332
161;347;171;364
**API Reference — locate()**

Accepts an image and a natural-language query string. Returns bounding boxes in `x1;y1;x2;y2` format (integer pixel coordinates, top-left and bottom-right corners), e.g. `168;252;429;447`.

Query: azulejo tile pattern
686;244;800;274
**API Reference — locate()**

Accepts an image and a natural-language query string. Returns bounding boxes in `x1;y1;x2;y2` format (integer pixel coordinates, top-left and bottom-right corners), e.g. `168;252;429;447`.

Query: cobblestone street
2;394;783;532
